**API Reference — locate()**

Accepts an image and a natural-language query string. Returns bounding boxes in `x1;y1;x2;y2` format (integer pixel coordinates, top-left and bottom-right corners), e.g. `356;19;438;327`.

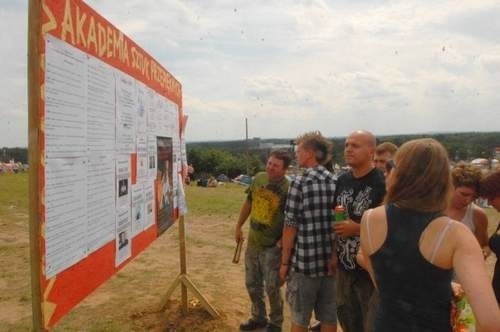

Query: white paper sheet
145;183;156;228
172;117;181;211
136;134;148;181
147;92;161;135
87;56;115;154
45;158;87;278
131;184;146;236
45;35;87;159
147;135;157;179
116;72;137;154
160;98;178;137
115;207;132;266
177;173;188;216
180;136;188;173
136;82;148;135
116;156;131;208
178;135;188;216
86;155;115;253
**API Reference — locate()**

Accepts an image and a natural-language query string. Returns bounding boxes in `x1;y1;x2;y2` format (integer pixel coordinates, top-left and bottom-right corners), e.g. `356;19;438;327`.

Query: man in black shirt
333;130;386;332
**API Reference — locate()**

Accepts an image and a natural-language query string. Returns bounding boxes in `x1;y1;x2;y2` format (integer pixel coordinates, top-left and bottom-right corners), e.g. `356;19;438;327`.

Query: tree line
187;147;265;180
0;147;28;164
2;131;498;177
187;131;499;178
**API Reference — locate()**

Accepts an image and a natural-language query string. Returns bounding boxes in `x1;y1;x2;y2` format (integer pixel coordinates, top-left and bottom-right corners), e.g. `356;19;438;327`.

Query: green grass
0;173;31;332
1;172;499;331
0;172;28;217
0;172;31;315
184;182;247;216
485;208;499;236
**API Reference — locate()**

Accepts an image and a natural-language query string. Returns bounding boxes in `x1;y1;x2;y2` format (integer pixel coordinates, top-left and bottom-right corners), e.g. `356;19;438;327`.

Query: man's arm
235;200;251;243
279;178;302;283
279;225;297;284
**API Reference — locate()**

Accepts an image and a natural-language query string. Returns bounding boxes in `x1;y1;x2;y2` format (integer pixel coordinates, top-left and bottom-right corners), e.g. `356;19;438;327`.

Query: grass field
0;173;31;331
0;173;253;331
0;173;498;331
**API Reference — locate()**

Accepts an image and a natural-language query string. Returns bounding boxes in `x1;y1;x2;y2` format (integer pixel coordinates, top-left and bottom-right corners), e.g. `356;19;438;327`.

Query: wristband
281;262;289;266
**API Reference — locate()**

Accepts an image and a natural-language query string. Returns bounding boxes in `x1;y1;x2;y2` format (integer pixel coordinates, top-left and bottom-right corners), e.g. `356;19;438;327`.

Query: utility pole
245;117;249;175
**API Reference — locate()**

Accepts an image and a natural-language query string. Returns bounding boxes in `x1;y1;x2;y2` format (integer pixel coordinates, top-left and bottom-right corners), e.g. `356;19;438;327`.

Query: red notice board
28;0;184;329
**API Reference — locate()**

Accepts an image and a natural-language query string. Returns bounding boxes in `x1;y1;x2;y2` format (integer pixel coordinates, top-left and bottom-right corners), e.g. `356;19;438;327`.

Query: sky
1;0;500;147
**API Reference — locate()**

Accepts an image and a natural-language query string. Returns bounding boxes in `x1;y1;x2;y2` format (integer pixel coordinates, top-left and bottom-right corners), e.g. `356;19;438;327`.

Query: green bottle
334;205;346;222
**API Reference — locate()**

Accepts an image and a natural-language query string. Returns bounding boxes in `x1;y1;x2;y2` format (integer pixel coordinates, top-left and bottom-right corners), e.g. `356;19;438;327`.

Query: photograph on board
156;136;173;233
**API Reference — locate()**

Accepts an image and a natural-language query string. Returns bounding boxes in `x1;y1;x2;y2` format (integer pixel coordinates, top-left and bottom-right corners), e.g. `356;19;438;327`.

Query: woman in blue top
359;138;499;332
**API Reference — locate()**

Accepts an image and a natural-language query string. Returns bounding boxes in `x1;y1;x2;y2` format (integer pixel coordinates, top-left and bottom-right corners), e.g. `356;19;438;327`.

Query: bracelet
281;262;289;266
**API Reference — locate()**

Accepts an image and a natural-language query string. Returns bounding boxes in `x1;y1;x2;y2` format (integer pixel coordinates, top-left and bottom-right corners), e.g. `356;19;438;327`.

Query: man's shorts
286;271;337;327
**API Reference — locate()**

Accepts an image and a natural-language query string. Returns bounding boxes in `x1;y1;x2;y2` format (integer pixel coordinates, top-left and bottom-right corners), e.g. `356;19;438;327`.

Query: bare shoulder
368;205;386;220
446;218;480;246
422;217;477;267
472;205;488;222
425;216;467;244
361;205;387;254
446;217;472;234
428;215;457;228
360;205;386;227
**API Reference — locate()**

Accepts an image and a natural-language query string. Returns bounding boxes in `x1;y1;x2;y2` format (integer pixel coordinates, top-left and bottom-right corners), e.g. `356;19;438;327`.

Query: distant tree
0;147;28;164
187;147;264;179
188;132;500;167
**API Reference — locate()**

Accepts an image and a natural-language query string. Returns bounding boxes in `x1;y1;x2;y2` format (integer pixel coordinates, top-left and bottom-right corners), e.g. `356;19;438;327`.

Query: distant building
248;137;294;151
260;143;294;150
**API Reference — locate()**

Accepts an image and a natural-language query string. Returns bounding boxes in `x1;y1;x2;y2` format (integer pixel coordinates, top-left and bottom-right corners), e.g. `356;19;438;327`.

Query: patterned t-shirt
247;172;290;249
334;168;385;271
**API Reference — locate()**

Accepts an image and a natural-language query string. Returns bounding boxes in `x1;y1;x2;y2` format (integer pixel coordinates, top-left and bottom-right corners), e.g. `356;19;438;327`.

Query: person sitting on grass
207;176;218;187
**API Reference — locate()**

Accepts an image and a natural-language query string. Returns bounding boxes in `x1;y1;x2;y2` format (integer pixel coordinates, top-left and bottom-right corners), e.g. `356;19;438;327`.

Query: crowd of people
0;160;27;173
233;130;500;332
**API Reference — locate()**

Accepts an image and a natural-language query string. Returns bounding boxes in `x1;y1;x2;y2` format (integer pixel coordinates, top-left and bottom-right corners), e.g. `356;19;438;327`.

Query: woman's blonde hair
385;138;452;212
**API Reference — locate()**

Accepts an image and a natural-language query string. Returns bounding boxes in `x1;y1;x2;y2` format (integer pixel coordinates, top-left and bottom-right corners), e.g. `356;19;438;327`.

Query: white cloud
1;0;499;147
479;51;500;74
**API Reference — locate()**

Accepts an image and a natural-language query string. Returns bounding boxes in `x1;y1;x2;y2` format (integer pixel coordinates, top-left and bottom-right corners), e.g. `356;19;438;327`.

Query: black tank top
370;204;453;332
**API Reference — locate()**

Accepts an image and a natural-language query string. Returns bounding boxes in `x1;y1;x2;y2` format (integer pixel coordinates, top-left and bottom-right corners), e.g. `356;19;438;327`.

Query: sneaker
266;323;282;332
239;319;268;331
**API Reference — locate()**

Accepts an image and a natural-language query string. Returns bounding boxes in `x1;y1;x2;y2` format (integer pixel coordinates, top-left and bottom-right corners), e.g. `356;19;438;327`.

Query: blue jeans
245;245;283;326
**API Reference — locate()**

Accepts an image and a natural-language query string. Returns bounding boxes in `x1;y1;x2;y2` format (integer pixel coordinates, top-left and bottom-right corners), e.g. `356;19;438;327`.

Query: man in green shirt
235;150;291;332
